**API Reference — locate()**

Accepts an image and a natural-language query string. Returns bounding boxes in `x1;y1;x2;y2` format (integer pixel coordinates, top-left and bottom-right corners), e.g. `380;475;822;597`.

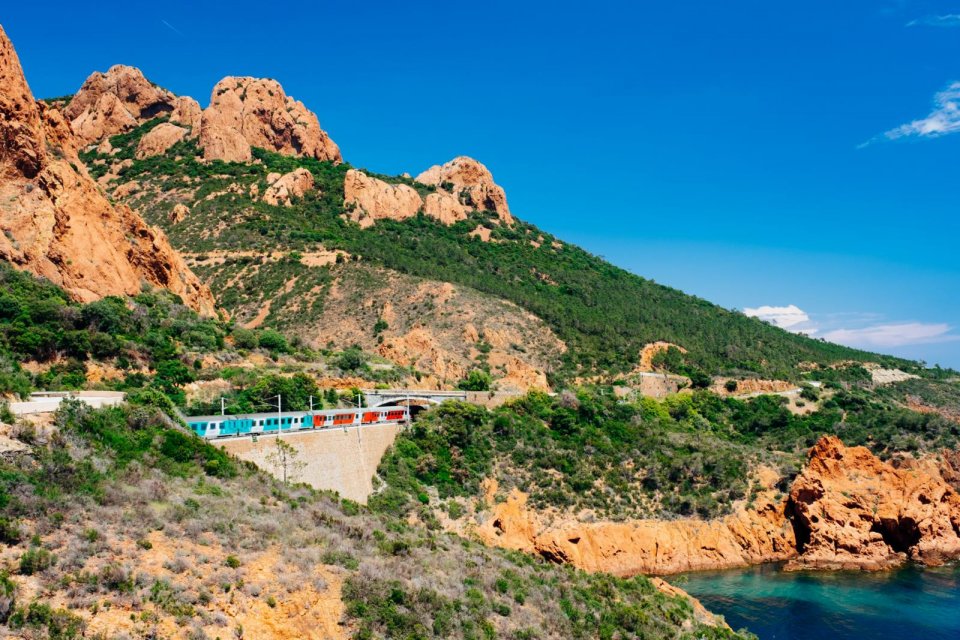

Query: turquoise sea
670;562;960;640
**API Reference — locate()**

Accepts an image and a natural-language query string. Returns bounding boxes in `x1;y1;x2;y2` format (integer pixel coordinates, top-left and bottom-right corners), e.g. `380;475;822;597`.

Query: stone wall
218;423;403;503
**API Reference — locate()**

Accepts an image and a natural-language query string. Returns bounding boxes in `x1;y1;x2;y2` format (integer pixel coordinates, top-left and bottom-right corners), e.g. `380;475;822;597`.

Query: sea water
670;562;960;639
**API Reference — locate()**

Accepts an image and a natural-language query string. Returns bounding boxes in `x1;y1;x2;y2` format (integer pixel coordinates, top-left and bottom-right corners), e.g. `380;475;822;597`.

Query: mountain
56;64;920;391
0;28;214;316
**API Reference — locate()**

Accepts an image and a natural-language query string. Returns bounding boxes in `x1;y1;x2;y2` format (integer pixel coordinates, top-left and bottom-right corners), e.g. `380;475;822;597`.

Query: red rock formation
0;26;216;316
342;169;422;227
787;436;960;570
135;122;188;159
64;65;177;144
474;437;960;576
262;168;315;207
416;156;513;224
200;77;341;164
476;488;796;576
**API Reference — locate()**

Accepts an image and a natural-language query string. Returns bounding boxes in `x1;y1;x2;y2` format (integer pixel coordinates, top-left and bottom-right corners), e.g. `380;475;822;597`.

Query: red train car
333;413;356;426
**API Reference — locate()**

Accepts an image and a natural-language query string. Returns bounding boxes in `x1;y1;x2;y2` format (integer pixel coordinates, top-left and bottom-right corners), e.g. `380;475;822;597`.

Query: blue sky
3;1;959;367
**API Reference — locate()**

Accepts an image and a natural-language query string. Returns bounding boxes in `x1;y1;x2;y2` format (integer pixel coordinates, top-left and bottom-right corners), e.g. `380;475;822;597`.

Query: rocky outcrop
423;190;470;224
343;169;421;228
169;203;189;224
0;26;216;315
64;65;176;144
787;436;960;570
170;95;202;131
262;168;315;206
135;122;188;159
472;436;960;577
476;487;795;576
416;156;513;224
200;77;341;163
343;168;491;228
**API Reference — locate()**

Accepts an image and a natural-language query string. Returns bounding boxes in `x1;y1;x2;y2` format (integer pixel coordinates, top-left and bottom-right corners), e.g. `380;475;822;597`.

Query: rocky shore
473;436;960;576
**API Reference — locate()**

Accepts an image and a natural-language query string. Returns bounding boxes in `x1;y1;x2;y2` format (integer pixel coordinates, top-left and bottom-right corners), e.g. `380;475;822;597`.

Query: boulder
135;122;188;159
416;156;513;224
262;168;315;207
200;77;341;163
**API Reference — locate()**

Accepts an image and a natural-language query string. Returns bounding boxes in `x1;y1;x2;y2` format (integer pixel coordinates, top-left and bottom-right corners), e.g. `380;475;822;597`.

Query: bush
258;329;289;352
19;547;54;575
9;601;84;639
724;379;738;393
457;369;492;391
231;328;259;349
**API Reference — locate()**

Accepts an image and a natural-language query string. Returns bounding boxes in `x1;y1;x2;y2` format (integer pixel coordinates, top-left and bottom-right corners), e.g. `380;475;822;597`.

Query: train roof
184;406;407;423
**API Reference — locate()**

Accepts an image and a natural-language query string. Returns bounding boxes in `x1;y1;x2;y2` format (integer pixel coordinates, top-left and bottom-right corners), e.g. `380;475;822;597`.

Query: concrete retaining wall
10;391;126;416
217;422;403;504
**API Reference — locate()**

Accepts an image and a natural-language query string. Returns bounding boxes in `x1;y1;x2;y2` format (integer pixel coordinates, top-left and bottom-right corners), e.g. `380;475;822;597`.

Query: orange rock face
343;169;422;227
170;95;202;131
423;190;470;224
787;436;960;570
476;489;795;576
474;437;960;576
262;168;315;207
64;65;177;144
135;122;188;159
200;77;342;164
416;156;513;224
0;26;216;316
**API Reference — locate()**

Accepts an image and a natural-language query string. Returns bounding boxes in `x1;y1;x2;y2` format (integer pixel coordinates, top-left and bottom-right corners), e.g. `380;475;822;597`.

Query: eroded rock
200;77;341;163
262;168;315;207
0;26;216;316
135;122;188;159
416;156;513;224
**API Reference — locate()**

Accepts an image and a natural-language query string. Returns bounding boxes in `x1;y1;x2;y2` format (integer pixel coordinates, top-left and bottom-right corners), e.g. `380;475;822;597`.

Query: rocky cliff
0;26;215;314
474;478;796;576
468;436;960;576
64;64;182;144
787;435;960;570
416;156;513;225
65;66;342;166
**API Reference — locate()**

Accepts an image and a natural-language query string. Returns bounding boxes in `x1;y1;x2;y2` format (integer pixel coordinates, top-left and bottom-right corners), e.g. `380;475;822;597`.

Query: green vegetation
374;387;960;520
0;378;747;639
0;261;227;401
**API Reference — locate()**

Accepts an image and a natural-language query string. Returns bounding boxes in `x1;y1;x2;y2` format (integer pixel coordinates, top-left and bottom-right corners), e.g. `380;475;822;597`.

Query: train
186;405;410;439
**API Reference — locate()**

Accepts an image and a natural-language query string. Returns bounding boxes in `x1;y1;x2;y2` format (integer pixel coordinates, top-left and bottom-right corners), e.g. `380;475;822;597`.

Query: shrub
19;547;54;575
724;379;738;392
231;328;259;350
457;369;492;391
258;329;289;353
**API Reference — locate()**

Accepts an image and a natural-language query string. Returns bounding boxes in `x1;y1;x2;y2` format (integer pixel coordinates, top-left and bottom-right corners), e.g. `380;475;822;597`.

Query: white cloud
907;14;960;27
743;304;811;331
820;322;960;348
878;82;960;142
743;304;959;349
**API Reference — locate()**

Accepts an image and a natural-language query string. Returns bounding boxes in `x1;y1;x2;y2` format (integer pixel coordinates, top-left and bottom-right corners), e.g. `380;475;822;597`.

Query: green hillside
83;117;916;381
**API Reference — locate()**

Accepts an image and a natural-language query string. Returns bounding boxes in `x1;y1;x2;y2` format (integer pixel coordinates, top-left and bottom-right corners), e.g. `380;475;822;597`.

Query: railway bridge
362;389;467;416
